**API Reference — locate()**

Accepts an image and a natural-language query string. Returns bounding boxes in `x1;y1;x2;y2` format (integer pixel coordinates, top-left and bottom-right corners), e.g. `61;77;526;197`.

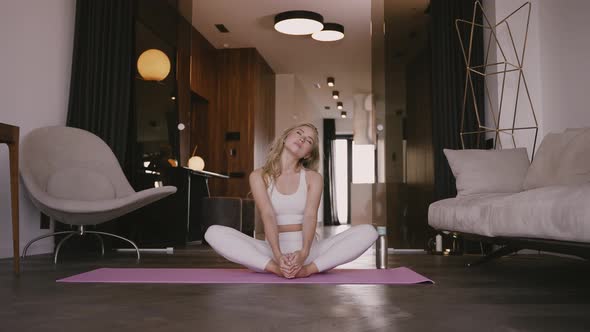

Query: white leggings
204;224;379;273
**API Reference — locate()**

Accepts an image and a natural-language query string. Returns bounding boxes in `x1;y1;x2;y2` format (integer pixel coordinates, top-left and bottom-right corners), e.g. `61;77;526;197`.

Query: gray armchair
20;126;177;263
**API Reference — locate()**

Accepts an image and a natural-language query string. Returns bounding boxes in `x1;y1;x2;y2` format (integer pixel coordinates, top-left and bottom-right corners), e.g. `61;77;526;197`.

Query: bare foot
294;263;319;278
265;260;286;278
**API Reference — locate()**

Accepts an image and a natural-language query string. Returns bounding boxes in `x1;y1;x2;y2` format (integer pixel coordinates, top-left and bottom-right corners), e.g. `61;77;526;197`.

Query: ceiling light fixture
312;23;344;41
274;11;324;35
332;91;339;100
341;111;347;118
337;102;343;110
137;49;170;81
327;77;335;87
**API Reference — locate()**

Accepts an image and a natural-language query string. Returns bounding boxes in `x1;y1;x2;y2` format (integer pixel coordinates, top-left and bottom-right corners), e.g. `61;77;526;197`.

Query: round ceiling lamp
312;23;344;41
137;49;171;81
274;11;324;35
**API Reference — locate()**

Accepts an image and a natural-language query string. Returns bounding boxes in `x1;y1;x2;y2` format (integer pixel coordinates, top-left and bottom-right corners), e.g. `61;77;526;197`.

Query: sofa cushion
47;167;116;201
557;128;590;185
443;148;530;196
522;129;588;190
489;183;590;243
428;193;508;237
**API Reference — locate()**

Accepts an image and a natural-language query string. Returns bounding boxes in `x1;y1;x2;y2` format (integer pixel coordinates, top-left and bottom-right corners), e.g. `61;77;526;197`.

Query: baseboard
369;248;427;254
390;248;427;254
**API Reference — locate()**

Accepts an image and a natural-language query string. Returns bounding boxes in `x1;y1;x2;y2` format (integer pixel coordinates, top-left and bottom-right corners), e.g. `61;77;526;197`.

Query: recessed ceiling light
314;83;321;89
274;11;324;35
332;91;339;100
341;111;347;118
312;23;344;42
337;102;343;110
327;77;335;87
324;106;330;110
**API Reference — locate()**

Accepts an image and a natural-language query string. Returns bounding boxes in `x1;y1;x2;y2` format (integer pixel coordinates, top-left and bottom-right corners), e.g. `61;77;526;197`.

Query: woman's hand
277;254;295;278
281;250;308;278
278;253;295;278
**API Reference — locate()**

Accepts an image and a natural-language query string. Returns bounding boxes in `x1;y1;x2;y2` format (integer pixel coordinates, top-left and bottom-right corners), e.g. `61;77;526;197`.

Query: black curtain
67;0;134;166
323;119;340;226
430;0;485;201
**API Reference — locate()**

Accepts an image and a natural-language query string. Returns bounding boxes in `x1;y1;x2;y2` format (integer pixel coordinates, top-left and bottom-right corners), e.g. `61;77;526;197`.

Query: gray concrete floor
2;226;590;332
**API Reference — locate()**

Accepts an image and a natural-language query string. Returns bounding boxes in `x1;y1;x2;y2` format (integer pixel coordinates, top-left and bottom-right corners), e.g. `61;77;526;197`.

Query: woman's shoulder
249;168;264;182
303;168;322;184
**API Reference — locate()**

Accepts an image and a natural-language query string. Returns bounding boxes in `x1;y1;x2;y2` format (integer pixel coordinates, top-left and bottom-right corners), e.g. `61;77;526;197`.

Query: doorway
333;135;352;224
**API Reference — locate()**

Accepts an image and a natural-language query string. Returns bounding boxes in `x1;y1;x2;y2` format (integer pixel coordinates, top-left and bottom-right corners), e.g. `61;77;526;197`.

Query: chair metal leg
21;231;76;259
93;233;105;257
85;231;141;261
54;233;76;264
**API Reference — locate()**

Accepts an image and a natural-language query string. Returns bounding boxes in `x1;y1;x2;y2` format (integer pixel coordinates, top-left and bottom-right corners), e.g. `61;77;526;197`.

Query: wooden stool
0;122;20;274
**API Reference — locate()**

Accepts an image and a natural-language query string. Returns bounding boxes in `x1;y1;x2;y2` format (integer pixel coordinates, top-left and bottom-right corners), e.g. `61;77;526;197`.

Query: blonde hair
261;123;320;187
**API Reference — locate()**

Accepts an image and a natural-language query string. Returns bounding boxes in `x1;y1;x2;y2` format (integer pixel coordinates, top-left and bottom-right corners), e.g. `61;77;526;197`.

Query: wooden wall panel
254;51;276;170
176;18;191;166
216;49;253;197
188;26;225;196
213;48;275;197
190;28;216;101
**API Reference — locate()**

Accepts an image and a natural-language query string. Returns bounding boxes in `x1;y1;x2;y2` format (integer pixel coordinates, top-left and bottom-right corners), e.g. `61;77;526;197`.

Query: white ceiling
191;0;372;119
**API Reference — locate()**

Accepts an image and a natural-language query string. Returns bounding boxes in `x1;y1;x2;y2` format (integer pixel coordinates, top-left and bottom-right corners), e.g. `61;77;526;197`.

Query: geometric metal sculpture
456;1;538;158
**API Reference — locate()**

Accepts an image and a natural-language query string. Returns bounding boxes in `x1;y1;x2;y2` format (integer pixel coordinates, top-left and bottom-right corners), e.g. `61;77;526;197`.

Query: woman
205;123;378;278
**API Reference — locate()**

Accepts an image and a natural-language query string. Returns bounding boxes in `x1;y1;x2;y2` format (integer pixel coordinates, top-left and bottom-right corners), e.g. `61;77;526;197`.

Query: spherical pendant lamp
137;49;171;81
312;23;344;41
274;11;324;35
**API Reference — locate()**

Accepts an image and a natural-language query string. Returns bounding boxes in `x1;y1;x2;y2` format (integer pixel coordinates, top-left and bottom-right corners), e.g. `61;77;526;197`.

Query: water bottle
376;226;388;269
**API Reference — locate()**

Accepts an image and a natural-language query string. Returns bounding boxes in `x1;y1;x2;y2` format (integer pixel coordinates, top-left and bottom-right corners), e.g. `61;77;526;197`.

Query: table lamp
188;145;205;171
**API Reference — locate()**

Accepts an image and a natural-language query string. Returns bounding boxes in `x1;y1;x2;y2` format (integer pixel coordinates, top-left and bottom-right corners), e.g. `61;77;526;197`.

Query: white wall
484;0;543;156
275;74;296;130
486;0;590;155
335;118;353;135
275;74;324;148
536;0;590;133
350;184;372;226
0;0;76;258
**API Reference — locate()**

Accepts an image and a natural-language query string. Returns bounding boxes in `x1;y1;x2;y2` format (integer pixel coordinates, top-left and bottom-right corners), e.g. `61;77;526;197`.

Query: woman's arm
249;169;283;262
300;171;323;258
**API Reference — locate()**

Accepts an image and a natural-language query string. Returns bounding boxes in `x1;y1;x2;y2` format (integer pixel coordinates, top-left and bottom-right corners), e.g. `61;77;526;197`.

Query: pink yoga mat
57;267;433;284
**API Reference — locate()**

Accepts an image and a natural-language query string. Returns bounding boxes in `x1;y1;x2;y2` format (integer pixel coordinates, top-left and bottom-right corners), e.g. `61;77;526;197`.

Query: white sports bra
268;169;307;225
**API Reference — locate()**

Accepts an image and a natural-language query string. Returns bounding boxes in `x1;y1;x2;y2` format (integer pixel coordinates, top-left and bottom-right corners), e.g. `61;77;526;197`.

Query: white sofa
428;128;590;264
